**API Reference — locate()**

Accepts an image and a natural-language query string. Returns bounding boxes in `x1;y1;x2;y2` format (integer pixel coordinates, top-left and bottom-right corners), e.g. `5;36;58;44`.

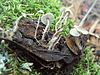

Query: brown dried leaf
70;0;83;21
66;36;80;55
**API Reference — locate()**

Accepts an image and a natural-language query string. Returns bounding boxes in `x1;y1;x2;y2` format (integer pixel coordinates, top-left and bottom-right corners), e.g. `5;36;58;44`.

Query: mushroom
75;26;89;35
70;28;81;37
41;13;54;25
41;13;54;41
55;7;71;31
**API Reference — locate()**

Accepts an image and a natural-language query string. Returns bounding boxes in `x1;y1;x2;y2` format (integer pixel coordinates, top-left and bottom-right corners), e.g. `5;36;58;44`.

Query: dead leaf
66;36;80;55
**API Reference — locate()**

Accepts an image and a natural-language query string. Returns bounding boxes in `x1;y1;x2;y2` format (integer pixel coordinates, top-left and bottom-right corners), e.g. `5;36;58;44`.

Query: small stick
79;0;98;27
89;19;99;33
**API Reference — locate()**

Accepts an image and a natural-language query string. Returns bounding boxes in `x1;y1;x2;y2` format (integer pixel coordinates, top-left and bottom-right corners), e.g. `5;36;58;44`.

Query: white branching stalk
55;10;65;31
55;6;73;32
79;0;98;27
48;35;59;50
41;19;50;41
34;16;41;40
51;36;61;50
58;12;69;30
48;9;70;50
13;16;23;33
48;28;63;50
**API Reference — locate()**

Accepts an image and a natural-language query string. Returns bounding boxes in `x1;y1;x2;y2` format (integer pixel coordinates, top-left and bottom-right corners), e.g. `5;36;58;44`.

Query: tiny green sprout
41;13;54;41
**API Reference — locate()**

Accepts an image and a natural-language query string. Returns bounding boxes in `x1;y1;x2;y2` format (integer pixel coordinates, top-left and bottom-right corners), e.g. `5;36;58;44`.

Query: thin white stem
13;16;23;33
14;13;34;33
55;11;65;31
51;36;61;50
48;28;63;50
79;0;98;27
41;19;50;41
48;35;59;50
34;16;41;39
58;12;69;30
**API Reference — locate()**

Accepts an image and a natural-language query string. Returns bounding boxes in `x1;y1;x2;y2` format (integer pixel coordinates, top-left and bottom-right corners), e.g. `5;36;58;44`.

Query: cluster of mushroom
0;7;70;51
34;7;71;50
70;19;100;38
69;0;99;38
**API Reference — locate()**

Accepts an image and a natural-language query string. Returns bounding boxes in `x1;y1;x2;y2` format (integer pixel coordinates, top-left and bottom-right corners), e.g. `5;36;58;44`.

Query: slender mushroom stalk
58;11;70;30
41;19;50;41
48;28;63;50
48;8;71;50
55;7;71;32
34;16;40;42
55;7;66;31
48;35;59;50
41;13;54;41
51;36;61;50
34;10;44;40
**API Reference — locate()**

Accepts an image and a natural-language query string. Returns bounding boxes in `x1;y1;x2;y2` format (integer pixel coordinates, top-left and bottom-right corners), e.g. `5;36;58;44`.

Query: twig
89;19;99;33
79;0;98;26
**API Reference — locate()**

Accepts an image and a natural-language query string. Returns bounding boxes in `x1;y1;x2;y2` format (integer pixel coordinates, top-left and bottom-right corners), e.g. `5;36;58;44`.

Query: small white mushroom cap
41;13;54;25
70;28;81;37
76;26;89;35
